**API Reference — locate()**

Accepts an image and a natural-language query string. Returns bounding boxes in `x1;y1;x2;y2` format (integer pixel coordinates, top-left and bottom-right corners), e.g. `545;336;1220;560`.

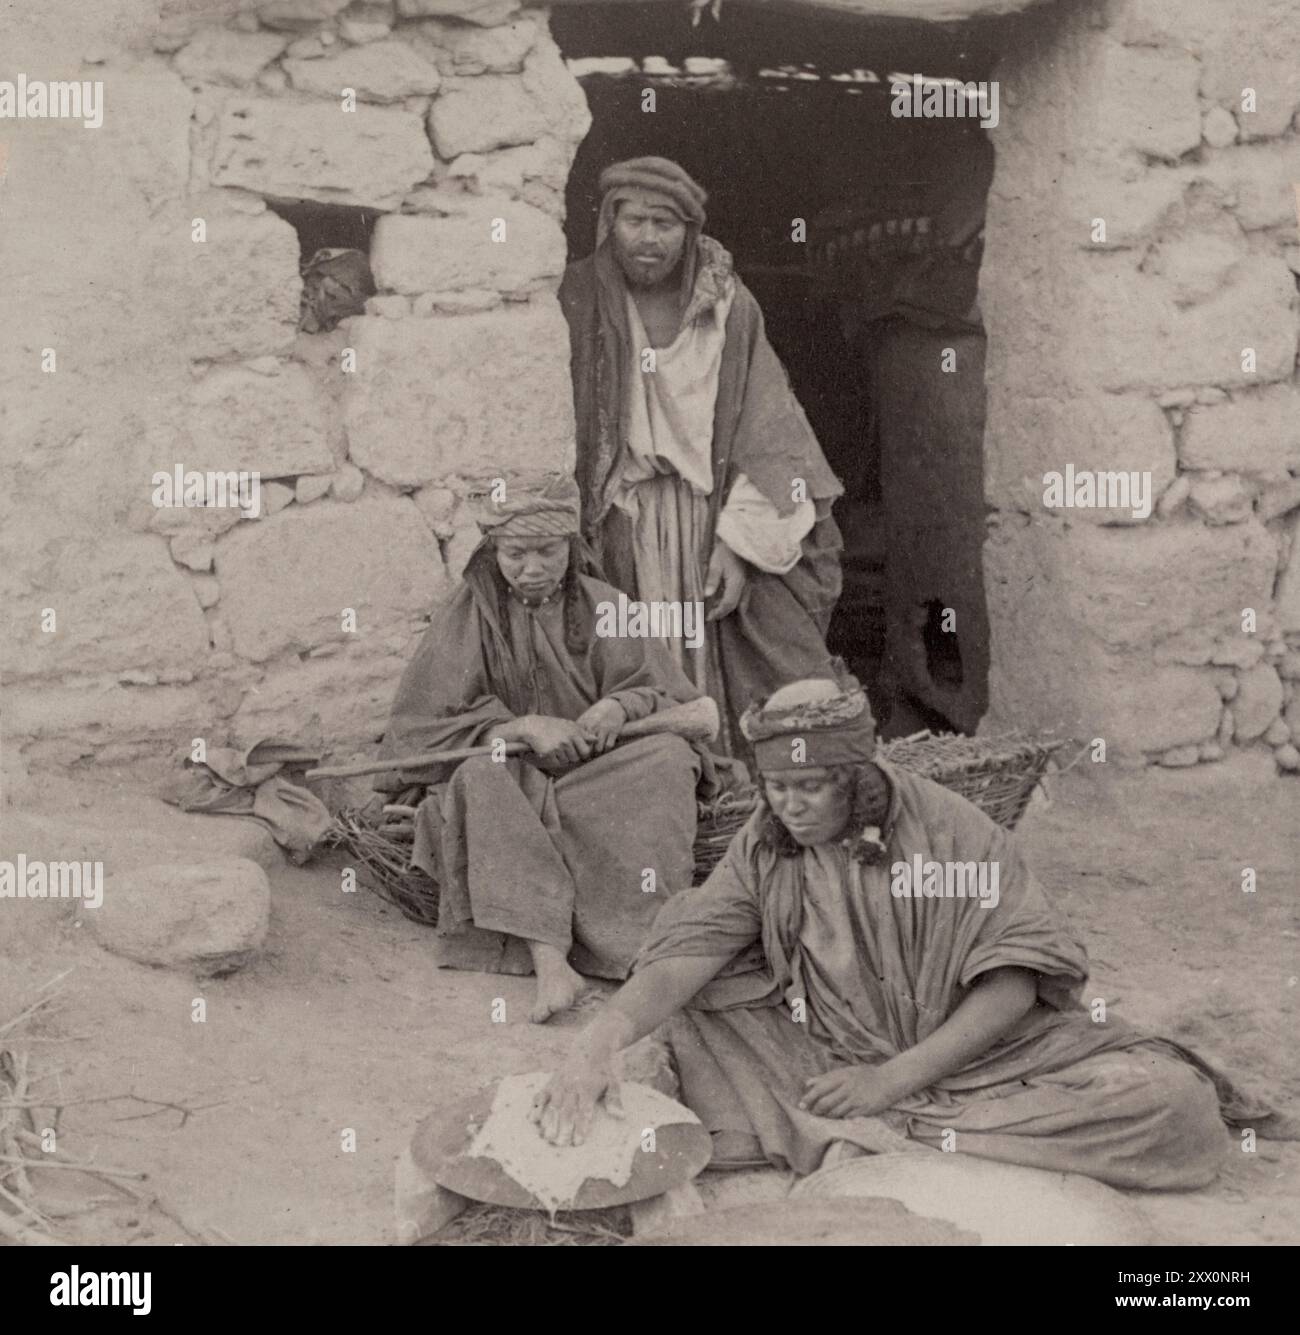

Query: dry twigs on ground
1;976;68;1244
0;976;230;1247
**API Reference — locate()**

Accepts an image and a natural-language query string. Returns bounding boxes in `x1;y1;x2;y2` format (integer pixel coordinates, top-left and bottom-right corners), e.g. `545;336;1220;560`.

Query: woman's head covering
477;473;581;539
740;675;877;774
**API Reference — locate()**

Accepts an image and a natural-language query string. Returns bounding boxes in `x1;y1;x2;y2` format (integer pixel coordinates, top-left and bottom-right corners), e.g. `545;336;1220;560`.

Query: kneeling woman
376;475;706;1023
532;675;1270;1188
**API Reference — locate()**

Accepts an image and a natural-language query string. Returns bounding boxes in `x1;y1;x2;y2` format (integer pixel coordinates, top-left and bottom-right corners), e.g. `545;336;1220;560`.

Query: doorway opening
554;2;999;736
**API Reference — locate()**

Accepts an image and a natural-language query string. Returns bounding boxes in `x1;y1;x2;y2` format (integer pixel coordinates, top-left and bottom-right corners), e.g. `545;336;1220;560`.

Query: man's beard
616;248;681;290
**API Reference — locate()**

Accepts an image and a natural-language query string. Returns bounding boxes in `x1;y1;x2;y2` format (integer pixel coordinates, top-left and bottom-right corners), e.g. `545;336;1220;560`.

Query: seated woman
531;674;1268;1188
375;474;707;1024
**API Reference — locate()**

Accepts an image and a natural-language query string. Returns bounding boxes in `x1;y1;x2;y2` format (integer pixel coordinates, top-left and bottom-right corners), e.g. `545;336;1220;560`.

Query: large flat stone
1067;519;1277;651
1;536;211;681
187;200;301;359
1092;662;1223;754
175;26;289;84
982;515;1272;753
412;15;536;74
1083;254;1298;393
233;646;414;751
186;362;334;480
1180;386;1300;475
986;393;1175;523
1063;167;1192;251
215;495;447;661
370;201;565;295
519;38;592;149
212;95;435;210
343;303;574;486
87;858;270;975
284;40;442;102
1233;662;1283;740
1094;44;1201;163
427;74;547;157
1192;139;1300;232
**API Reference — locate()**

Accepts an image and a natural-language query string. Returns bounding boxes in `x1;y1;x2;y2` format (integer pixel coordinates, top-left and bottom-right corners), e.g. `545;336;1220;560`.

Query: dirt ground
1;751;1296;1246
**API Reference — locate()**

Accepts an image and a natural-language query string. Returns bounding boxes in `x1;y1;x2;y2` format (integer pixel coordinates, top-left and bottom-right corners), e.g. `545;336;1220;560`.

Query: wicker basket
882;730;1064;831
327;731;1063;925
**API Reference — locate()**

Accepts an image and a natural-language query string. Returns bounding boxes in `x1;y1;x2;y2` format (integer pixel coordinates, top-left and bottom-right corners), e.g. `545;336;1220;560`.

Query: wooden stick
309;740;524;781
0;1154;146;1180
307;697;719;781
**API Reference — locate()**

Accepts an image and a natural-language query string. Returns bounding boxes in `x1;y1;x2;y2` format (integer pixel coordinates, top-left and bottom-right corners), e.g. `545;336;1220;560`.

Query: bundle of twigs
325;806;440;926
426;1201;631;1246
0;978;64;1245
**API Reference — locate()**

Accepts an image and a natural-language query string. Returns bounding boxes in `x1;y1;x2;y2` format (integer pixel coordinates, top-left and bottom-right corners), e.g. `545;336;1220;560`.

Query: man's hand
799;1063;906;1119
529;1051;624;1147
704;540;749;622
514;716;592;767
576;698;626;754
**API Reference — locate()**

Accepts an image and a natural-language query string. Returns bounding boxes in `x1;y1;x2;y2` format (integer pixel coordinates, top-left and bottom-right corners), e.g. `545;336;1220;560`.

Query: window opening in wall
264;197;380;333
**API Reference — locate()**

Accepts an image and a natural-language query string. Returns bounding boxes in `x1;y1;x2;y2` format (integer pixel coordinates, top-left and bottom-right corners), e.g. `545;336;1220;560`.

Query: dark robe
634;762;1266;1185
560;239;845;754
377;550;707;979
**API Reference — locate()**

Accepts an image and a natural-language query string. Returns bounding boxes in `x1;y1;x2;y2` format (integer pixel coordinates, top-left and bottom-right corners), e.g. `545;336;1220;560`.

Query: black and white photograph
1;0;1296;1283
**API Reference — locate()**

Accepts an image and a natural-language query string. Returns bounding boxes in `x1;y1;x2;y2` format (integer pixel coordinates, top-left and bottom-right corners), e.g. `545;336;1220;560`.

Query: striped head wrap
740;676;877;773
478;473;581;539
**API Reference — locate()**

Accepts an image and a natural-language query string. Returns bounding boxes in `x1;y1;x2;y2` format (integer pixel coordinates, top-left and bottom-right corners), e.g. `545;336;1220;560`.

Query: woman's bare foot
526;941;587;1023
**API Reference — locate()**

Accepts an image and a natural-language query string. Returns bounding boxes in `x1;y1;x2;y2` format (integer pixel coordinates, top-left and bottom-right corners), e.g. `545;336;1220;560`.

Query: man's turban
477;473;581;539
740;676;877;773
599;156;708;228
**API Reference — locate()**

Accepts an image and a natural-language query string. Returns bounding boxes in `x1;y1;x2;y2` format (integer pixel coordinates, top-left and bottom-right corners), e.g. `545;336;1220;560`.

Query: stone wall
981;0;1300;769
1;0;589;781
4;0;1298;784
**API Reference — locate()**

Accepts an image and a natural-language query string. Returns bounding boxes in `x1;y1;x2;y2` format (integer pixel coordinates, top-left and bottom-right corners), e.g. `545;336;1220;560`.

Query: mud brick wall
2;0;1298;784
981;0;1300;769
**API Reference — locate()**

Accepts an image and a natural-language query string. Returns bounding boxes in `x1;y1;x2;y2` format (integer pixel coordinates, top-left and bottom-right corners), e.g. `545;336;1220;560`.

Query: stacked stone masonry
1;0;1297;783
980;0;1300;771
1;0;586;781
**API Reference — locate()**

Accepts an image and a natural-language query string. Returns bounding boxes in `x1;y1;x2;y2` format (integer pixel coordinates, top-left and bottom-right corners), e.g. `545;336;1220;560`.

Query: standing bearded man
560;157;845;755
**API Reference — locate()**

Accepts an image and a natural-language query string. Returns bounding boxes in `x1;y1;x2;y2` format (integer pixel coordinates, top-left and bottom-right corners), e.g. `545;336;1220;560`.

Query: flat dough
464;1072;701;1215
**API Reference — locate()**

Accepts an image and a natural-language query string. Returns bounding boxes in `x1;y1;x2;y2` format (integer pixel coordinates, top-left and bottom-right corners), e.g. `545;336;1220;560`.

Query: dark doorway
554;3;999;736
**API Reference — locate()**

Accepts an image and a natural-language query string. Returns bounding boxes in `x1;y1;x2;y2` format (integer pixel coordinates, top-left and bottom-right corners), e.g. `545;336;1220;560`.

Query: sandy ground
1;751;1296;1246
